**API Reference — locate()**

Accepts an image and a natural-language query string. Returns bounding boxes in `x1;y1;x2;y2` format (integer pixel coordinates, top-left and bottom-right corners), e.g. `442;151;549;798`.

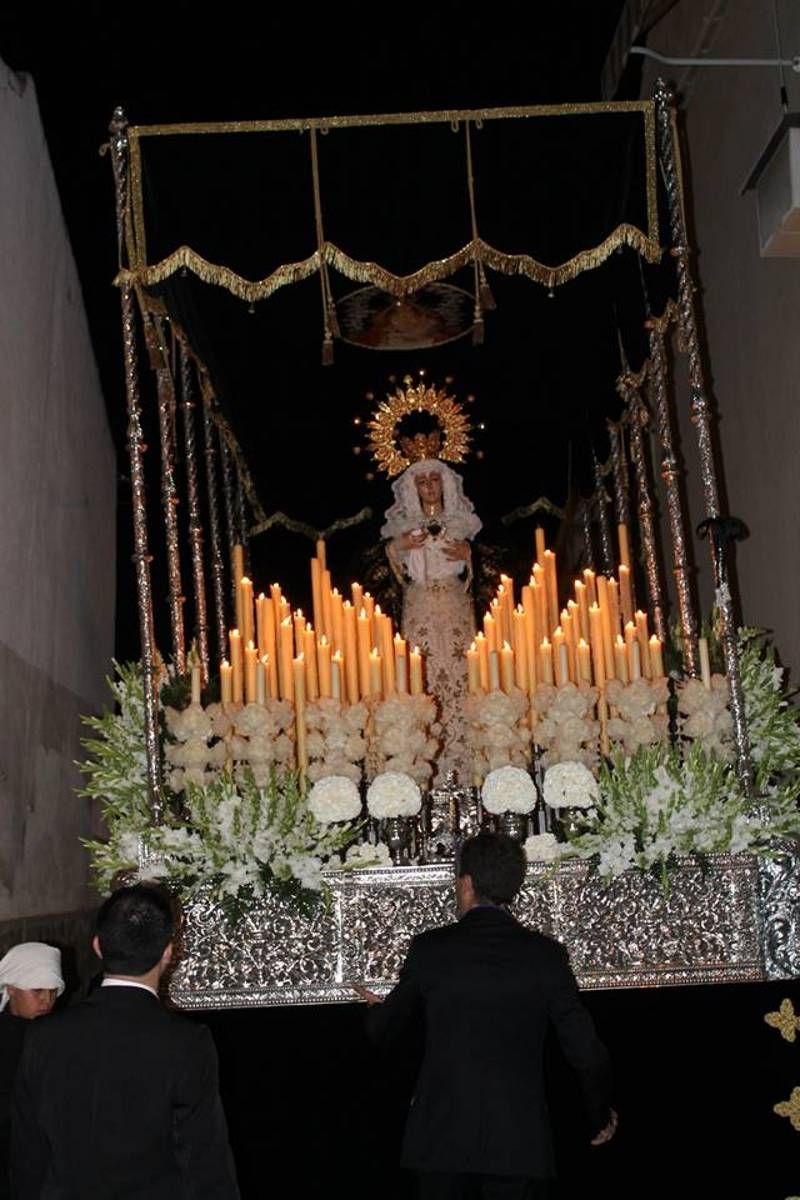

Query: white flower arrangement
466;687;532;777
676;675;733;760
79;663;360;920
164;698;296;792
481;765;536;814
307;775;363;824
306;698;368;785
366;771;422;818
532;682;599;769
524;832;562;863
543;760;599;809
605;677;670;757
370;692;440;787
340;841;393;870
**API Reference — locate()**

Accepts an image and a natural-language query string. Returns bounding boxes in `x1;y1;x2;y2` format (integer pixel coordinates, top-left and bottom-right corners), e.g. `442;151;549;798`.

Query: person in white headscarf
0;943;63;1196
382;459;481;784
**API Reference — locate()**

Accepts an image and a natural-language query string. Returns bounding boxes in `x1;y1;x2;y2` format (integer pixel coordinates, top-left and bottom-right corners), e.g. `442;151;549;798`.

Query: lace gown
402;573;475;786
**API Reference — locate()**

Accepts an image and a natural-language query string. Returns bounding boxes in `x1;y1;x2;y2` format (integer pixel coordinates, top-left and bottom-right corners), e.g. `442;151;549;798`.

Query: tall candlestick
280;617;295;701
650;635;664;678
395;634;408;692
535;525;546;566
256;593;269;660
332;652;343;700
512;608;529;692
245;639;258;703
596;577;616;681
467;642;481;694
318;635;332;697
293;656;308;776
483;611;498;654
635;610;651;678
321;570;333;642
577;638;592;684
357;608;372;697
369;649;383;699
489;650;501;692
378;611;396;694
310;557;323;635
220;659;232;706
543;550;559;637
614;635;629;684
607;577;621;640
351;581;363;614
539;637;554;685
262;598;278;698
315;538;327;571
574;579;590;642
521;585;538;692
239;577;254;650
293;609;307;652
588;604;606;690
618;564;634;628
343;602;360;703
256;658;267;704
475;632;490;692
410;646;424;694
630;638;642;681
698;637;711;689
233;545;245;632
331;589;344;655
561;608;577;682
552;626;567;687
583;568;597;609
303;626;319;700
229;629;243;704
618;523;631;569
500;641;515;693
191;664;202;705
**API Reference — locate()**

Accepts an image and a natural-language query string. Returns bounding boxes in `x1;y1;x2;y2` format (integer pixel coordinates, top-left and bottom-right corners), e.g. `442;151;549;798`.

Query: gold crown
366;374;473;477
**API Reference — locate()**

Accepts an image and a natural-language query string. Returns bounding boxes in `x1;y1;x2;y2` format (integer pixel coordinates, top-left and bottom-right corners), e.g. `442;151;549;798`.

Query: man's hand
352;983;384;1006
590;1108;618;1146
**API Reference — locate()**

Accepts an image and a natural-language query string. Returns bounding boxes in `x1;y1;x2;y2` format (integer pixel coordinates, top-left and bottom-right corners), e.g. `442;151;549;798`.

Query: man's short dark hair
457;832;526;905
95;884;174;975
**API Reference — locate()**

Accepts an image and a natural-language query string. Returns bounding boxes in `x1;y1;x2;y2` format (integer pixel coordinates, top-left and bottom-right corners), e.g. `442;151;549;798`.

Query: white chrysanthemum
366;771;422;818
481;766;536;814
543;761;599;809
307;775;362;823
524;832;561;862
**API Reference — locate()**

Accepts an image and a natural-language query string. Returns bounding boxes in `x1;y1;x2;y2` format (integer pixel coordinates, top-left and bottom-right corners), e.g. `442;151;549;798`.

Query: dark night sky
1;4;663;659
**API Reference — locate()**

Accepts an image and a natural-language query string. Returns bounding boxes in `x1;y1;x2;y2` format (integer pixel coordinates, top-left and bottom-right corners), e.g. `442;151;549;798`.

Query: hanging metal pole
202;399;228;669
179;343;211;684
624;384;667;644
654;78;753;793
108;108;163;821
146;315;186;675
592;447;615;576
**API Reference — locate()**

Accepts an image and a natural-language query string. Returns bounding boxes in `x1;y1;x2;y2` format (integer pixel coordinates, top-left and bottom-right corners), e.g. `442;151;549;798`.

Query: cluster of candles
466;526;665;697
214;543;425;712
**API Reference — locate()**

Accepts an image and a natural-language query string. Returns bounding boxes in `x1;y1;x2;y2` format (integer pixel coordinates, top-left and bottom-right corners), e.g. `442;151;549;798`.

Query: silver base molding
168;847;800;1010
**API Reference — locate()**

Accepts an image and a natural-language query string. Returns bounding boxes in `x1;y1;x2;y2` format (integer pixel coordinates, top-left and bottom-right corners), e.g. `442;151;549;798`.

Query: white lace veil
380;459;482;542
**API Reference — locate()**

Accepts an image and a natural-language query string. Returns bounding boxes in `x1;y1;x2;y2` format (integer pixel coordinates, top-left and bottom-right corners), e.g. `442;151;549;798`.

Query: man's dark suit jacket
366;905;612;1179
11;984;239;1199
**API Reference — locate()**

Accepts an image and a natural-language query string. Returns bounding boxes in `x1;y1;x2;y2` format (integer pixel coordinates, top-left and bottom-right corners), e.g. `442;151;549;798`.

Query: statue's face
414;470;443;509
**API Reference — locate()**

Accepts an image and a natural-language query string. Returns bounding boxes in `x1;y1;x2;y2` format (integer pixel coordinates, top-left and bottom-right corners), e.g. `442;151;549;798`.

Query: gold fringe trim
249;506;374;542
115;225;662;301
500;497;567;525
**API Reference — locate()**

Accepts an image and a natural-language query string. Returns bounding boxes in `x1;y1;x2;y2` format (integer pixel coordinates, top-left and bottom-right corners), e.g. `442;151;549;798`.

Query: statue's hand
397;529;427;551
443;539;470;562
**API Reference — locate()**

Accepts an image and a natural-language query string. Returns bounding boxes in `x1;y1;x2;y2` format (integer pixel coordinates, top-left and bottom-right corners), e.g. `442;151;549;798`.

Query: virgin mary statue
381;458;481;784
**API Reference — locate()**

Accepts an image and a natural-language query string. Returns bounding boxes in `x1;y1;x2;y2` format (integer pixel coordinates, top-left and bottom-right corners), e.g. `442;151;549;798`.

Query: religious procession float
80;84;800;1007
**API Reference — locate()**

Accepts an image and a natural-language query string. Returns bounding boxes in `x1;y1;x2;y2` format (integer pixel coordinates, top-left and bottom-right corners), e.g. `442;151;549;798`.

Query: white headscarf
0;942;64;1012
380;459;482;542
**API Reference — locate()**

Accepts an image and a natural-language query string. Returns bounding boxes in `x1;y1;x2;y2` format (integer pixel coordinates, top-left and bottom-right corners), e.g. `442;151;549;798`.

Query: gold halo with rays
366;373;473;477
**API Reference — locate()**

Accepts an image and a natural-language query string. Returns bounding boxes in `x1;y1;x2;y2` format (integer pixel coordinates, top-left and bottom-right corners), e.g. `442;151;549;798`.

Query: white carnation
366;772;422;818
343;841;392;869
543;761;599;809
524;832;561;862
307;775;362;823
481;766;536;814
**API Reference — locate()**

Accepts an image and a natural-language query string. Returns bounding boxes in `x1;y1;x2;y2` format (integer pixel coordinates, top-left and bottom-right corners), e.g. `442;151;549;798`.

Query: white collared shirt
101;978;158;998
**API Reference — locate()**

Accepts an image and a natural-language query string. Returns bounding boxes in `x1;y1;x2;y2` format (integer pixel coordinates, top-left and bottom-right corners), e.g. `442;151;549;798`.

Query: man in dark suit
356;832;616;1199
11;884;240;1199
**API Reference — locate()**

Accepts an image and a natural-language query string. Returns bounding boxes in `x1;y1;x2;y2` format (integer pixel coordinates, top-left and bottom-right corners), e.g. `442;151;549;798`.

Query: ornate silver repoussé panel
169;849;800;1010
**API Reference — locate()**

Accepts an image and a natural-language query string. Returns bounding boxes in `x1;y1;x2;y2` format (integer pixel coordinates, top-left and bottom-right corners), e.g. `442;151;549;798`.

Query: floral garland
164;699;295;791
306;698;368;784
606;677;670;757
532;682;599;768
